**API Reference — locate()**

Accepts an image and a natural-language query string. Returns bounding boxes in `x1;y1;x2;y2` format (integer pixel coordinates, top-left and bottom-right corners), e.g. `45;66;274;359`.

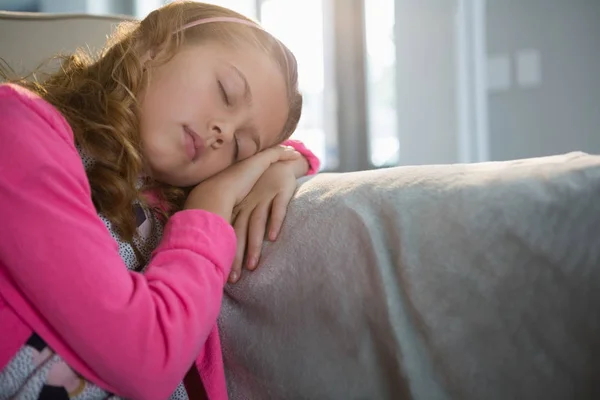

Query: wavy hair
1;1;302;243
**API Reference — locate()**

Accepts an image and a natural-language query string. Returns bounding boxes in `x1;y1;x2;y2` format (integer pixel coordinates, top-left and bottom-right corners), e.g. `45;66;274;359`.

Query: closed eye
233;135;240;162
218;80;230;106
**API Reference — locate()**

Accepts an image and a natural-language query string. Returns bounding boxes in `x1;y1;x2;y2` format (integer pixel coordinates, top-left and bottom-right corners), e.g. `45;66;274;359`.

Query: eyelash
234;135;240;161
218;80;230;106
218;79;240;161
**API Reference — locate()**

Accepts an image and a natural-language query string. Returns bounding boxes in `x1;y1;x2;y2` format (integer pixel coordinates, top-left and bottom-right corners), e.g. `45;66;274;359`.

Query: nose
209;121;234;148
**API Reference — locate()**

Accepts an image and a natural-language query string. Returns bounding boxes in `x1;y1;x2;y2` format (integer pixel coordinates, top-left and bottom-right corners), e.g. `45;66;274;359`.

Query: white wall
393;0;600;165
486;0;600;161
394;0;460;165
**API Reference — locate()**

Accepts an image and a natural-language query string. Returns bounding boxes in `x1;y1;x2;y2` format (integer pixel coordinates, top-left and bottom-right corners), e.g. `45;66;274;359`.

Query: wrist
186;204;232;223
184;192;233;223
288;156;310;178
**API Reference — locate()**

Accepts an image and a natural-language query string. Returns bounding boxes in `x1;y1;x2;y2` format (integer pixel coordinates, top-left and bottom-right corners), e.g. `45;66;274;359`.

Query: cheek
143;70;204;122
137;113;168;160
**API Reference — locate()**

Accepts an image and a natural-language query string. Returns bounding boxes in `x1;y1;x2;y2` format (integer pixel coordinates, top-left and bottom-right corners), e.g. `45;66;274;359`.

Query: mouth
183;125;204;161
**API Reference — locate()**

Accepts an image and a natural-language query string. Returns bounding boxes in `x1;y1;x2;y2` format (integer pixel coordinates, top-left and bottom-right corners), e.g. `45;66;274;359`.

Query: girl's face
138;41;289;187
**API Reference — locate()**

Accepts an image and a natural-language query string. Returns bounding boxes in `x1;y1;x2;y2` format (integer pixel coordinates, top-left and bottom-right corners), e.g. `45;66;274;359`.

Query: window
198;0;258;20
260;0;331;168
364;0;398;167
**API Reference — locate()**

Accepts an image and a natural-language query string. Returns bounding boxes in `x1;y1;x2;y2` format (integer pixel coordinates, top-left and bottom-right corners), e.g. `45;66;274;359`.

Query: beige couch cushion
220;152;600;400
0;12;128;75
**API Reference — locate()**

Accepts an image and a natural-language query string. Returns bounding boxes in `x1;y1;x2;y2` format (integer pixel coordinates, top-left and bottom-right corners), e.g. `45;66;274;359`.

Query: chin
155;175;190;188
146;159;206;188
147;166;180;186
153;171;202;188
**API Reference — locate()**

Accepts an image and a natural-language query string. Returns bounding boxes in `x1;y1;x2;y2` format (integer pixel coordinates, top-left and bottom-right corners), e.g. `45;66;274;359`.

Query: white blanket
219;152;600;399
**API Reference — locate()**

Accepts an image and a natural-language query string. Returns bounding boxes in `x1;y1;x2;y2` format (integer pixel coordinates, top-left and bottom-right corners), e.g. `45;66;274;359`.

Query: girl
0;2;319;400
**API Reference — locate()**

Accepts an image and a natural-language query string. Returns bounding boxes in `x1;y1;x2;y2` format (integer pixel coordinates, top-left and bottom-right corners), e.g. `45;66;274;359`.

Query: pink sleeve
283;139;321;175
0;86;235;399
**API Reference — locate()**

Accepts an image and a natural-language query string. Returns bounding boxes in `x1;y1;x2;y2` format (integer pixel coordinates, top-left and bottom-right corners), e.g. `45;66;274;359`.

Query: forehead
201;42;290;148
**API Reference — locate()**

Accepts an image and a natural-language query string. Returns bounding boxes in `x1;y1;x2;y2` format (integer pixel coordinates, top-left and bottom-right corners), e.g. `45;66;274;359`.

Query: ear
140;48;157;69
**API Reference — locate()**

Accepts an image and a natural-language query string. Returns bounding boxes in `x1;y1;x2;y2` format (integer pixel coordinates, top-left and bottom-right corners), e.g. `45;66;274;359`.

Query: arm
0;87;233;399
229;140;320;281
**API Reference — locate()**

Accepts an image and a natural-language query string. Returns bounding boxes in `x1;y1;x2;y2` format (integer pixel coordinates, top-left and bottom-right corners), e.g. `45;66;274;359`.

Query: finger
275;145;302;162
246;202;271;271
268;192;292;241
238;146;299;172
230;212;249;283
224;148;296;205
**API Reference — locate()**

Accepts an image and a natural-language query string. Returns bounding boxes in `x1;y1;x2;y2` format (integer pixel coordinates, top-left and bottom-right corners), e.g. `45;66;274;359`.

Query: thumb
272;145;302;162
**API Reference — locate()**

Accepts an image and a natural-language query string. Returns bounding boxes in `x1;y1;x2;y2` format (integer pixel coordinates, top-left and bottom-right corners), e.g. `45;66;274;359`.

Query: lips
183;125;203;161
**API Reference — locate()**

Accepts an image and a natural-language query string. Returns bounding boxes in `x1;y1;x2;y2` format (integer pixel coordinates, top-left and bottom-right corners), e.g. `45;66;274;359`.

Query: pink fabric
283;139;321;175
178;16;262;33
0;84;235;399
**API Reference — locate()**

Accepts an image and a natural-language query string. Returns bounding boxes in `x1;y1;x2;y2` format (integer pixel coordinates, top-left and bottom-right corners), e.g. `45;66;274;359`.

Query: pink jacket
0;84;319;399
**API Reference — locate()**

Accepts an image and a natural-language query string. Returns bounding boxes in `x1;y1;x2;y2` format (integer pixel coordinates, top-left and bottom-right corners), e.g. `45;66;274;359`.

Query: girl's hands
228;159;303;283
183;146;301;222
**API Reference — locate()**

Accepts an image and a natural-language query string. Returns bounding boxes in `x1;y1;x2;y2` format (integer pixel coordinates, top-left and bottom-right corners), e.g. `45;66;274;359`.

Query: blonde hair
1;1;302;243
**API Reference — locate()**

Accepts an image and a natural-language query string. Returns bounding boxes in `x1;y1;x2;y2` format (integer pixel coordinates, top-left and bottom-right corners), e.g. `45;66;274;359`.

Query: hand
229;157;308;283
183;146;301;222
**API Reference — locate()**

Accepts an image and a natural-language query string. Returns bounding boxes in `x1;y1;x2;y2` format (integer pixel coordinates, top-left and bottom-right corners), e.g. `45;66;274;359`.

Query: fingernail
229;272;238;283
269;229;278;241
247;256;258;270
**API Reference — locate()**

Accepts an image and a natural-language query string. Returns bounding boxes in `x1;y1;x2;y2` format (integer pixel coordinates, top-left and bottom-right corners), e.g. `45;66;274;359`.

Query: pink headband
177;16;264;33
